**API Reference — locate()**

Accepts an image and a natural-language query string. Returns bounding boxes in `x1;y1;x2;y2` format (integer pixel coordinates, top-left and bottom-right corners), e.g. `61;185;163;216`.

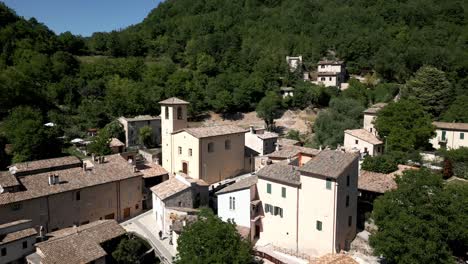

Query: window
348;216;352;227
461;133;465;140
208;142;214;153
225;139;231;150
346;195;349;207
265;203;273;213
177;106;183;120
274;206;283;217
267;183;272;194
282;187;286;198
178;146;182;155
377;146;381;153
76;191;81;201
346;175;350;187
442;130;446;140
135;204;139;210
329;77;332;81
189;148;192;156
229;197;236;210
326;178;332;190
165;106;169;119
11;203;21;211
321;65;325;68
370;128;373;133
316;221;322;231
321;77;326;81
355;139;359;144
23;241;28;249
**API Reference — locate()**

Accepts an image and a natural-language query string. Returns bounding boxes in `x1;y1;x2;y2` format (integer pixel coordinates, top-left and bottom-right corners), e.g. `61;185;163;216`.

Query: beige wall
171;132;200;178
0;178;142;232
257;178;299;251
199;133;245;184
430;129;468;150
161;104;188;173
363;113;377;136
344;133;383;156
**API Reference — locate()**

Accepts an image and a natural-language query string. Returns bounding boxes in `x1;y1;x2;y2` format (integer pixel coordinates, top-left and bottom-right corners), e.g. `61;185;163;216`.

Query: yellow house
256;150;359;257
160;98;247;184
430;122;468;150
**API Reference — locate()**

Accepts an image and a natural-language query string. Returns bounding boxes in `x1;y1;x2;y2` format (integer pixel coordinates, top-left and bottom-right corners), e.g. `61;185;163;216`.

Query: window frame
461;132;465;140
281;187;286;198
326;178;332;190
348;216;352;227
346;195;349;207
178;146;182;155
208;142;214;153
316;221;322;231
76;191;81;201
225;139;231;150
189;148;192;156
22;241;28;249
267;183;272;194
177;106;183;120
165;106;169;119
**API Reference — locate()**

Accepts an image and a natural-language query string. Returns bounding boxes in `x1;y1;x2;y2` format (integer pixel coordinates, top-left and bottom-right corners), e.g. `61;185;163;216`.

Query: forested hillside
0;0;467;163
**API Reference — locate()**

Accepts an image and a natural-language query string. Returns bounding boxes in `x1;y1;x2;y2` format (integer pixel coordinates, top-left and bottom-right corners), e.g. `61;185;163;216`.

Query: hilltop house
343;103;386;157
118;115;161;147
313;60;346;88
430;122;468;150
160;97;247;184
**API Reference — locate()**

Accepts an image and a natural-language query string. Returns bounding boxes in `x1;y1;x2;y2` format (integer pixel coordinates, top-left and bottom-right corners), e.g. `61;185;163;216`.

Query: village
0;56;467;264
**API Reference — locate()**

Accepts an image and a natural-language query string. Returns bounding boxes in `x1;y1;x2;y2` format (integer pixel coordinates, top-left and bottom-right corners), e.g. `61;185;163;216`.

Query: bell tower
159;97;189;174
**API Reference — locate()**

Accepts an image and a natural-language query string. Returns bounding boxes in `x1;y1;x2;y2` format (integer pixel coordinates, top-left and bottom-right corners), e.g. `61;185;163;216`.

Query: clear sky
2;0;161;36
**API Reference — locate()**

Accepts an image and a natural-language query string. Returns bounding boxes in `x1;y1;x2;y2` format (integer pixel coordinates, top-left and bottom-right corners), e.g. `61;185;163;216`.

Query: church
159;97;248;184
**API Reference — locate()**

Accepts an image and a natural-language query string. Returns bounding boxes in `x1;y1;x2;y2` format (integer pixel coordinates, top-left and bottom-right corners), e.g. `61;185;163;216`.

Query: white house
430;122;468;150
244;126;278;157
313;60;346;88
343;103;387;157
216;176;259;240
0;220;37;264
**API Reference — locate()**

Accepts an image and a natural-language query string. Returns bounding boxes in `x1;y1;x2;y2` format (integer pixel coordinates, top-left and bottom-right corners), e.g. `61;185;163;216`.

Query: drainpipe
296;186;299;253
332;180;337;253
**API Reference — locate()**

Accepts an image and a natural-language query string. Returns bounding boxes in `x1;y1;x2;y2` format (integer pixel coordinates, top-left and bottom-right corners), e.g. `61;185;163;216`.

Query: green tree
374;100;434;152
370;169;468;263
103;120;125;142
285;129;302;142
403;66;453;117
361;155;398;173
441;95;468;123
1;106;62;163
138;126;154;148
174;209;253;264
88;129;111;156
256;91;282;130
112;234;152;264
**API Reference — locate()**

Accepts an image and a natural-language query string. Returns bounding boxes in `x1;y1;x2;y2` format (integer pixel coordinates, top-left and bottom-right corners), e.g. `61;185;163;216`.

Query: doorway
182;162;188;174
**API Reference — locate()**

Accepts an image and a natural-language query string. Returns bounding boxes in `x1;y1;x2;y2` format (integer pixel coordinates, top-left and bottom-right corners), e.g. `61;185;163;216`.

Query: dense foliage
111;234;156;264
374;100;435;152
370;169;468;263
361;155;398;174
439;147;468;179
174;209;254;264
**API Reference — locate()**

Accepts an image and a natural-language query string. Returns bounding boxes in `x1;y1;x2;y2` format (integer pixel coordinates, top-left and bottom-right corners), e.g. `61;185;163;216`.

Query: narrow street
121;210;176;264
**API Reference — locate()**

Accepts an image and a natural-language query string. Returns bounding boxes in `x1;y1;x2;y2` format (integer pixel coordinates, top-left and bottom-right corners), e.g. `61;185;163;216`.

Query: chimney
53;174;59;184
91;153;95;162
83;162;87;171
101;156;105;163
48;175;54;185
249;125;255;134
275;143;281;151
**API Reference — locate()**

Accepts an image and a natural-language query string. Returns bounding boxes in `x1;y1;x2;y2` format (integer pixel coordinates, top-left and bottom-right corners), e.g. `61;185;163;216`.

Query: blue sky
2;0;160;36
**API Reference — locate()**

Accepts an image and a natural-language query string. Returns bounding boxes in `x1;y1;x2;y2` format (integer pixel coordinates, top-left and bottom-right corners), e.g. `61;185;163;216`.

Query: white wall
430;129;468;150
343;133;383;156
152;193;165;233
363;114;377;136
317;64;343;73
217;188;251;228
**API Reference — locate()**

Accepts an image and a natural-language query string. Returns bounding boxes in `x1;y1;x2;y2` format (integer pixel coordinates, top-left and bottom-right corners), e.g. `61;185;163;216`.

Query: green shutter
316;221;322;231
282;187;286;198
461;133;464;140
267;183;271;194
442;130;446;140
326;178;332;190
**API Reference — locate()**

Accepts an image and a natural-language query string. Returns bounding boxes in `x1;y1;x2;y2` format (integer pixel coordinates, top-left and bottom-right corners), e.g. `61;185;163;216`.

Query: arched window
165;106;169;119
177;106;183;120
225;139;231;150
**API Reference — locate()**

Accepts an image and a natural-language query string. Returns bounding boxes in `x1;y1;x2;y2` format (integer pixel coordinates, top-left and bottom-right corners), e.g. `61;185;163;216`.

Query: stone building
160;97;247;184
0;155;143;233
0;219;37;264
118;115;161;147
313;60;346;88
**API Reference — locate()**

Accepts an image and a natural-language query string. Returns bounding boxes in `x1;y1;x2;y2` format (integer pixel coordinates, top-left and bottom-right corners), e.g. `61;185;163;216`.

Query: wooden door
182;162;188;174
123;208;130;218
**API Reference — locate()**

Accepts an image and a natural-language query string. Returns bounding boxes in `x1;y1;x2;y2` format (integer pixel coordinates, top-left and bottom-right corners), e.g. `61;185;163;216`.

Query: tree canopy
370;169;468;263
374;100;435;152
174;209;254;264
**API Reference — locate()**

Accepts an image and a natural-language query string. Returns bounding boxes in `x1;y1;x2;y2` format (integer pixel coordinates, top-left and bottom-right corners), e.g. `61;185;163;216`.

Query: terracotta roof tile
314;253;358;264
0;154;142;205
137;163;168;178
345;129;383;145
159;97;190;105
9;156;81;175
277;138;300;146
0;227;37;245
0;171;20;188
257;163;301;186
119;115;160;122
36;220;125;264
256;132;278;140
359;165;418;193
173;125;246;138
299;150;359;179
363;103;387;114
433;121;468;131
109;138;125;147
216;176;257;195
266;145;320;159
150;176;191;200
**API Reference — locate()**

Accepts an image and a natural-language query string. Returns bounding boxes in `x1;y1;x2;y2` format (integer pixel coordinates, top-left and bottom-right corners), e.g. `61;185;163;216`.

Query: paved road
121;211;175;264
